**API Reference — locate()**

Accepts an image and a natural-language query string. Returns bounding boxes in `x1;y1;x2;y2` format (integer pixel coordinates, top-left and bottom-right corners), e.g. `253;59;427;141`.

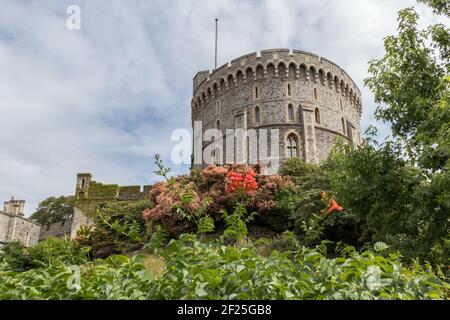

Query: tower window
216;120;221;131
314;88;318;100
342;118;346;134
288;104;294;121
214;148;221;165
287;83;291;96
254;86;259;99
340;99;343;110
255;106;261;124
216;101;221;115
315;108;321;124
287;134;299;158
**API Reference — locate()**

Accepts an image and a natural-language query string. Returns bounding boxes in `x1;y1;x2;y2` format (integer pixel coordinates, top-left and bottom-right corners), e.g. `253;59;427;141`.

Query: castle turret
75;173;92;199
3;197;25;216
191;48;363;172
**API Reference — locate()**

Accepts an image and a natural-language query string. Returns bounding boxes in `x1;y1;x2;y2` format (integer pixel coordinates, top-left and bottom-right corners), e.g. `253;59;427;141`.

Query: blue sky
0;0;445;215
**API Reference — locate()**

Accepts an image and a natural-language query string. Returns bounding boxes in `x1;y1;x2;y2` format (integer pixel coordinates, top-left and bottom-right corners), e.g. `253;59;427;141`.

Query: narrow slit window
288;104;294;121
315;108;321;124
255;106;261;124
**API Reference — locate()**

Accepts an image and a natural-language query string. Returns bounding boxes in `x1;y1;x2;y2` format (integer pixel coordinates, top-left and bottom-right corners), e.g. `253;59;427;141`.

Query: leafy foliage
365;6;449;171
0;238;89;272
77;200;152;258
30;196;75;226
221;202;257;243
359;2;450;265
144;160;293;238
1;235;447;300
418;0;449;16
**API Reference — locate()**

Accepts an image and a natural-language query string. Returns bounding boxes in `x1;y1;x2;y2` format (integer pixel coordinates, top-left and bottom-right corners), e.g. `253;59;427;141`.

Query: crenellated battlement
75;173;152;202
192;49;361;103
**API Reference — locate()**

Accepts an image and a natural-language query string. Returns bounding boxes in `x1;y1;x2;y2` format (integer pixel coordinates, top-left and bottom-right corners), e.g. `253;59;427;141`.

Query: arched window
319;69;325;85
334;76;340;92
255;106;261;124
327;72;333;89
342;118;346;134
267;63;275;77
216;100;221;115
287;83;291;96
289;63;297;78
254;85;259;99
278;63;286;79
246;67;253;83
287;134;299;158
315;108;321;124
299;64;307;81
236;70;244;86
309;66;316;82
216;119;221;131
227;74;234;88
314;88;318;100
256;65;264;80
288;104;294;121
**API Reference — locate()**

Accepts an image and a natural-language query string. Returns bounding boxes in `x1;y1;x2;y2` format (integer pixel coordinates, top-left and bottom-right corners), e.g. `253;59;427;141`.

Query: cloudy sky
0;0;445;215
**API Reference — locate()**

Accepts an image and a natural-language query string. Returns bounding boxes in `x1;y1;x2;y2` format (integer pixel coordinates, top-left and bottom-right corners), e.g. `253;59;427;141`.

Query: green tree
418;0;449;16
365;5;449;171
335;1;450;265
30;196;75;226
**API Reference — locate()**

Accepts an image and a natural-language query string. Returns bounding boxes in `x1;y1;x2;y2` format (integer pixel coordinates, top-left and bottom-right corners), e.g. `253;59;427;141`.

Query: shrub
330;140;450;265
1;236;448;300
0;238;89;272
0;242;35;272
79;200;152;258
143;164;294;238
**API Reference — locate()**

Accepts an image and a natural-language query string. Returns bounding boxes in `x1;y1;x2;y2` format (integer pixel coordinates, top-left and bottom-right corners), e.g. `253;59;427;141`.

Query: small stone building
0;198;41;247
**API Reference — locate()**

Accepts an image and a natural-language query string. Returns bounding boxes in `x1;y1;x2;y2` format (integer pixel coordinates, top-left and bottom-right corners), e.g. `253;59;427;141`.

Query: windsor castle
1;48;363;246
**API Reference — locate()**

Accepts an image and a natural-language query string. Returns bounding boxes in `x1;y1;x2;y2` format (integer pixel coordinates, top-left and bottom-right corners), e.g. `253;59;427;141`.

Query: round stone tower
191;49;363;172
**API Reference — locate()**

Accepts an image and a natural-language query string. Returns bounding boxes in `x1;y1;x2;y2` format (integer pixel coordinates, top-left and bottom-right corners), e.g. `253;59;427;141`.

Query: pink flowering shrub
143;180;202;237
143;165;294;237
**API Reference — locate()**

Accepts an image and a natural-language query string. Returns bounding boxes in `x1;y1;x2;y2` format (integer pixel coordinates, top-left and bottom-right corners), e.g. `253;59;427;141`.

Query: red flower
326;199;344;215
226;168;258;195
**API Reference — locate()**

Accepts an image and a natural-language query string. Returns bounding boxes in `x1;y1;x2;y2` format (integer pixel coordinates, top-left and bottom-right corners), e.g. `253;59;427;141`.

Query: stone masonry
0;198;41;247
69;173;152;239
191;49;363;172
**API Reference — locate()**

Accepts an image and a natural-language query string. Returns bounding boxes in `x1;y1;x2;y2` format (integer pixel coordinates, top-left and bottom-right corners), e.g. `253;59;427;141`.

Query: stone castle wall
191;49;363;170
39;219;73;241
0;210;41;247
69;173;152;239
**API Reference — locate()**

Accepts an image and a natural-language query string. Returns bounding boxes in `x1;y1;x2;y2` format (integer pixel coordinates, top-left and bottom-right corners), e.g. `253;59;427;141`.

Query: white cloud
0;0;443;215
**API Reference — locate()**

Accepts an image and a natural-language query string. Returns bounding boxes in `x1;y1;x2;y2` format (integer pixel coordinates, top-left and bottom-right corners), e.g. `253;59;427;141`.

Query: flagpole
215;18;218;69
